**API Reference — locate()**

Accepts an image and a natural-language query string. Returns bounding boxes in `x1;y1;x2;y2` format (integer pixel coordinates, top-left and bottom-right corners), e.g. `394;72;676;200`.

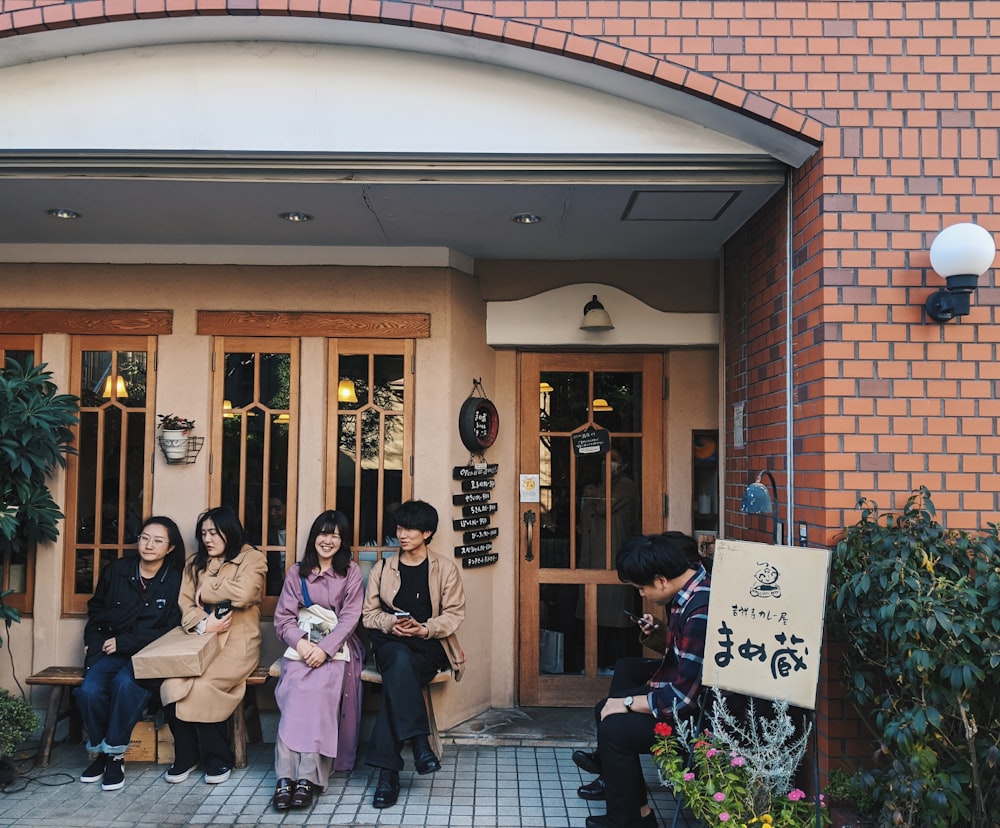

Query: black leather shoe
572;749;602;775
372;769;400;809
412;735;441;775
577;776;606;801
272;778;294;810
290;778;315;808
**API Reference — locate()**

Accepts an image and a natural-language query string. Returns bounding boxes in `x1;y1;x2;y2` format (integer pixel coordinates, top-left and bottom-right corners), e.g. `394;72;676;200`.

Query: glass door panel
520;353;665;706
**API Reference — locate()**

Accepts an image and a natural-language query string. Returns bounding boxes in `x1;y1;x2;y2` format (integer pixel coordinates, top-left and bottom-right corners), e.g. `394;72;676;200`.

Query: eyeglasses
138;534;168;546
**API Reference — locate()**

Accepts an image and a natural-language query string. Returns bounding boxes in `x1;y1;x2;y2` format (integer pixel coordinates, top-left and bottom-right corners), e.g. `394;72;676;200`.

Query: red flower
654;722;673;737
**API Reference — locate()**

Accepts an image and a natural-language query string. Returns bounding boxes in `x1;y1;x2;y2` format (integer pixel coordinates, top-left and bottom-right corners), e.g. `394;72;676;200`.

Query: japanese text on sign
702;539;831;710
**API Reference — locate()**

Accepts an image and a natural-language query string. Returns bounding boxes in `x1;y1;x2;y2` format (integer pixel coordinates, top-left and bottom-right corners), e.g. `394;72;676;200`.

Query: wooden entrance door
518;352;665;706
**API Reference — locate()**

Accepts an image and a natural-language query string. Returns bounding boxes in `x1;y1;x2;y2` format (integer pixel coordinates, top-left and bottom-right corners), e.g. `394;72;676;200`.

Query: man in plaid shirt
573;532;711;828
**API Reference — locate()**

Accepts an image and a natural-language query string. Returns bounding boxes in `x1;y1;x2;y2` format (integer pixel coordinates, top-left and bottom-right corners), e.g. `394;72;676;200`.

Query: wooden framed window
327;339;414;582
63;336;157;615
0;335;42;614
210;337;299;615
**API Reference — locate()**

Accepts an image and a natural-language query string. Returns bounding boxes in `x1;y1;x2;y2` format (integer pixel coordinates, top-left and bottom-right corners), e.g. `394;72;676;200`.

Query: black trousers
165;704;233;770
365;640;441;771
593;657;661;828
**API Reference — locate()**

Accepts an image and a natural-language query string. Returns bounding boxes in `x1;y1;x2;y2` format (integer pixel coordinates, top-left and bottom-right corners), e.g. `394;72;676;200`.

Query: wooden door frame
516;351;666;706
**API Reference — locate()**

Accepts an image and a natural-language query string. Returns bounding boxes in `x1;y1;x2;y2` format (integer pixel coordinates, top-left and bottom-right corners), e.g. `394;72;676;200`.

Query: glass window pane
117;351;148;408
224;353;256;409
540;372;588;432
594;371;642;431
74;549;94;594
540;584;584;674
374;354;405;412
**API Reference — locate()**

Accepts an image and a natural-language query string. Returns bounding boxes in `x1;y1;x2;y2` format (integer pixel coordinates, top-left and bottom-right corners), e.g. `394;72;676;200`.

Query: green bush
0;688;40;759
829;488;1000;827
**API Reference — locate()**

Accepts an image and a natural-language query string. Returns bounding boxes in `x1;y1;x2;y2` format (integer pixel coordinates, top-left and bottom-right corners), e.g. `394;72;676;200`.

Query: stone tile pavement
0;708;689;828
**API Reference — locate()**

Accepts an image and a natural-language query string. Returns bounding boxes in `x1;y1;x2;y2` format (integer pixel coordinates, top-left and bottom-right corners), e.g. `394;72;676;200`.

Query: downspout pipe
785;168;795;542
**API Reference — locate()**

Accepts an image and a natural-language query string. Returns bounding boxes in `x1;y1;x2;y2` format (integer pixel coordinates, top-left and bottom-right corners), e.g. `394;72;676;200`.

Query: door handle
523;510;536;562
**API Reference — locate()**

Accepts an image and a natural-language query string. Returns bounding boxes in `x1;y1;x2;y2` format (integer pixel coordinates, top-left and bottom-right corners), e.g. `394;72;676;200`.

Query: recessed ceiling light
511;212;543;224
279;211;313;222
47;208;81;220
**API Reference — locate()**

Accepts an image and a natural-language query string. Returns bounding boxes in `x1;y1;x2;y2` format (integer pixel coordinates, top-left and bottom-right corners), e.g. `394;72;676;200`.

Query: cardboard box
157;724;175;765
133;627;220;679
125;721;157;763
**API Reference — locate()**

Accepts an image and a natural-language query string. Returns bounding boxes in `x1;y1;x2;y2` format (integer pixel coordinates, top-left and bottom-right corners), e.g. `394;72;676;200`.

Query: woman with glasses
75;516;185;791
270;510;365;810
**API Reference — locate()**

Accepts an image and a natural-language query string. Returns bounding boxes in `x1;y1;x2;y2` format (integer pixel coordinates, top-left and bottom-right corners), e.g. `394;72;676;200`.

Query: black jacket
83;554;183;669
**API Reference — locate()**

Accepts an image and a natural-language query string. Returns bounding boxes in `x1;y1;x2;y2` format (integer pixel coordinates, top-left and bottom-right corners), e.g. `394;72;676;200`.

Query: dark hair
190;505;247;576
617;532;698;585
300;510;353;577
393;499;439;541
141;515;186;572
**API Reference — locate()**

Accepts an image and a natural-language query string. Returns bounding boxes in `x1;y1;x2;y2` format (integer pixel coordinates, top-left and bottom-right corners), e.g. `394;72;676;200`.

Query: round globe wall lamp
924;222;997;323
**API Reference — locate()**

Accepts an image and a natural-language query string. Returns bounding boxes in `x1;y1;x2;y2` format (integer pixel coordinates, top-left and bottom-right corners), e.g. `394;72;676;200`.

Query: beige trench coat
161;544;267;722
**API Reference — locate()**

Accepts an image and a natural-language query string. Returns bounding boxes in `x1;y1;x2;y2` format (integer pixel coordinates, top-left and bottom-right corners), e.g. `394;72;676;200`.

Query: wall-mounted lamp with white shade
580;294;614;331
924;222;997;322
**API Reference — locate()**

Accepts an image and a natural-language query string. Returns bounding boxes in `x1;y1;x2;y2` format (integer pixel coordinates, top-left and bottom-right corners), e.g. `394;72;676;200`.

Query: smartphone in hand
393;611;412;619
214;599;233;619
623;610;642;623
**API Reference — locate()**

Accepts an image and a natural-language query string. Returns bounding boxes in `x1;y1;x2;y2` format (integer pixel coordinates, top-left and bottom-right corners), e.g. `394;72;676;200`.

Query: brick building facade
1;0;996;778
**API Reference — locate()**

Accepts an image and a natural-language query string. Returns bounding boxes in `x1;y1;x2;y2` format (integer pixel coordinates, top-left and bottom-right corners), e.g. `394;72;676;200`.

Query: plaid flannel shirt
646;566;711;720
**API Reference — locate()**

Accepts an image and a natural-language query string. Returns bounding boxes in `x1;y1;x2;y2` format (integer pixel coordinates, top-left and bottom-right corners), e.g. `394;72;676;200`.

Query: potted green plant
0;358;79;648
0;688;41;784
157;413;195;461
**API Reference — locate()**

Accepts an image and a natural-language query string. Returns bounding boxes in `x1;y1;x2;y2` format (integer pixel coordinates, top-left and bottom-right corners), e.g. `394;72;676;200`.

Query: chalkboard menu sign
572;426;611;457
452;461;499;568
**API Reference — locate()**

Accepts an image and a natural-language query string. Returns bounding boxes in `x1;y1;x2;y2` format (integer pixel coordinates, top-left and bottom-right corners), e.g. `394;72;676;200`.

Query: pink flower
684;772;695;782
788;789;806;802
730;756;746;767
706;748;718;758
713;792;726;802
719;813;730;822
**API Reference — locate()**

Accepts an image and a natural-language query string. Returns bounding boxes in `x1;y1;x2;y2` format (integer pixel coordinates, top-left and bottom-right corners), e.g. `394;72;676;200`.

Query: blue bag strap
300;575;313;608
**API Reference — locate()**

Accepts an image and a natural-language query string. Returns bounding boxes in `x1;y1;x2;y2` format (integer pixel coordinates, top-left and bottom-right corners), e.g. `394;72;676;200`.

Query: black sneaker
80;753;107;783
101;756;125;791
204;765;231;784
165;761;198;783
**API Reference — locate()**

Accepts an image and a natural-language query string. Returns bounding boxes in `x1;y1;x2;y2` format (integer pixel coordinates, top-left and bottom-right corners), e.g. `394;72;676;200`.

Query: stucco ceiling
0;154;786;265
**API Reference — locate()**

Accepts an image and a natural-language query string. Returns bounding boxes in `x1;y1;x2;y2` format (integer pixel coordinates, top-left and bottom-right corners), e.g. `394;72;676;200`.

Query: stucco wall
0;263;505;729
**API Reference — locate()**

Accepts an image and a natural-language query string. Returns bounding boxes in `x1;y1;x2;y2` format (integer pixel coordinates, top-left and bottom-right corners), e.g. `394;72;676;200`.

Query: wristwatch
623;695;634;712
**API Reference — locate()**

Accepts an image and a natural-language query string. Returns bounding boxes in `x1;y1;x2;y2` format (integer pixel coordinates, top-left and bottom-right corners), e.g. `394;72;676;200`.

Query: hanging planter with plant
156;413;200;463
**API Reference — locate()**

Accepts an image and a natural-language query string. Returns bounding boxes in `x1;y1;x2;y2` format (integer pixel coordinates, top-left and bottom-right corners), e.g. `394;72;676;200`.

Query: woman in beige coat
160;506;267;786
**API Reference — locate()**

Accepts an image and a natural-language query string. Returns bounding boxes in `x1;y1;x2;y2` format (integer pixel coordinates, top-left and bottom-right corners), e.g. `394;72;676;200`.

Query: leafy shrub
0;358;79;646
0;688;40;758
829;488;1000;827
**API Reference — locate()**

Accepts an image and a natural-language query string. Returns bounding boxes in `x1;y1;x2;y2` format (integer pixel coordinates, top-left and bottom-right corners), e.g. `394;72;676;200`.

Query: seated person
573;531;711;828
361;499;467;809
160;506;267;786
76;516;185;791
271;510;365;811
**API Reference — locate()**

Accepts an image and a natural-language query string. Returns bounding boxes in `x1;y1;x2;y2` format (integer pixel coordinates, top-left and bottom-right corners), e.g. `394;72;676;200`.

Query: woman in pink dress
271;510;365;810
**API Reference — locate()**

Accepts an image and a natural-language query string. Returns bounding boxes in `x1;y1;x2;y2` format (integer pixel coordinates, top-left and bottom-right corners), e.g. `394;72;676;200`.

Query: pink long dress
273;561;365;771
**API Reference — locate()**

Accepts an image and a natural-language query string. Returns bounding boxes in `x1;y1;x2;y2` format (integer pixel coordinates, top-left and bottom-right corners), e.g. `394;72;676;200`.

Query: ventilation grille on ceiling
621;190;740;222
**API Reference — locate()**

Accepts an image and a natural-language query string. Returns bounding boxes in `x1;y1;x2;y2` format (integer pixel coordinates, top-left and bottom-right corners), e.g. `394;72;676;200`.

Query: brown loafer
291;778;315;808
272;778;294;810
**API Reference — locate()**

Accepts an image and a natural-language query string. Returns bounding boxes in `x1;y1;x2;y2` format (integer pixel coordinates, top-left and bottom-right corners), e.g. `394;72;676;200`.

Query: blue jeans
73;655;152;757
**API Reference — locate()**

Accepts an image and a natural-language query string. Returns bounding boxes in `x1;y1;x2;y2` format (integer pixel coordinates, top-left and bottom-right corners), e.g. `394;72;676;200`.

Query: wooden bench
268;658;452;758
27;665;271;769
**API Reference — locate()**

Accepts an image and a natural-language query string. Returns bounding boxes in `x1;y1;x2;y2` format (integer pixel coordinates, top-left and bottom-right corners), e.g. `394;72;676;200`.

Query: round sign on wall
459;396;499;452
